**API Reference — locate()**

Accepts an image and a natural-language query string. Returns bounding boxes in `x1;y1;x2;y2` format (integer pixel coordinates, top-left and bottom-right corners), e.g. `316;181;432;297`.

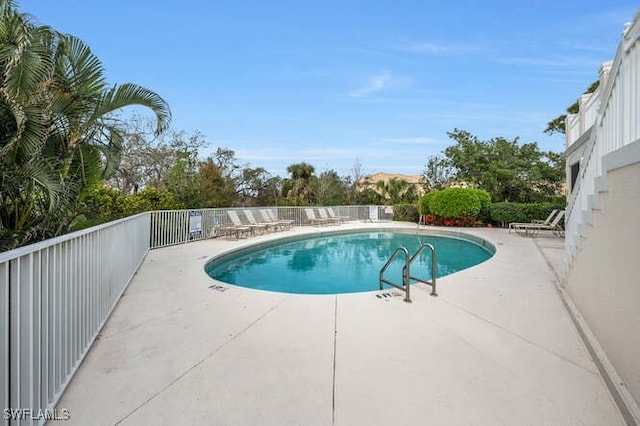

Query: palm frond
54;34;106;98
0;18;54;101
94;125;123;179
96;83;171;135
0;90;49;158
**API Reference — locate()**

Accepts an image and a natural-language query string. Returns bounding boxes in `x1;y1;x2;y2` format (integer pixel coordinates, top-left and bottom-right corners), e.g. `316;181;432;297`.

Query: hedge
471;189;491;221
393;203;420;222
428;188;481;219
489;202;565;226
417;191;437;215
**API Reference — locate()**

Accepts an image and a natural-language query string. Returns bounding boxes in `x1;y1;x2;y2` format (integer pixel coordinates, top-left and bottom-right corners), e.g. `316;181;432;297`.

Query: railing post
403;253;411;303
430;248;438;297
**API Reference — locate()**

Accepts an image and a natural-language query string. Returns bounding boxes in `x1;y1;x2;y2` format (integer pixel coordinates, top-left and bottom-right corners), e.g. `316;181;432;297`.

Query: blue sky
20;1;639;178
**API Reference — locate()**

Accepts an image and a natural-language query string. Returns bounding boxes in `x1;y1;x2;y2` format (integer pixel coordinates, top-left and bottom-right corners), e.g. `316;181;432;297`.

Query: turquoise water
205;231;494;294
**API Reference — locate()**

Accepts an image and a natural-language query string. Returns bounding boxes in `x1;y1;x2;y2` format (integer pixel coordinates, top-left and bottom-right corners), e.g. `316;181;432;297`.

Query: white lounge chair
227;210;264;236
264;209;293;230
220;212;251;239
317;208;340;225
243;210;272;233
327;207;349;223
305;208;331;226
511;210;565;237
508;209;558;233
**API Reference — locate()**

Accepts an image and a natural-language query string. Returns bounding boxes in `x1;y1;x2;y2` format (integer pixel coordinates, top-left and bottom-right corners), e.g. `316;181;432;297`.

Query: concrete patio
54;222;624;425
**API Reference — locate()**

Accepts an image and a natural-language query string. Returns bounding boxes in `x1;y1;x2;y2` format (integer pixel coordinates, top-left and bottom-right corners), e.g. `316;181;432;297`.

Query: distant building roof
359;172;424;196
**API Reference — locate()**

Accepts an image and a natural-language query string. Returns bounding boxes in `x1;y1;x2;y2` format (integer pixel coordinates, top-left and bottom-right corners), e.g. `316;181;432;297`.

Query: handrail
379;247;411;303
565;10;640;269
406;243;438;297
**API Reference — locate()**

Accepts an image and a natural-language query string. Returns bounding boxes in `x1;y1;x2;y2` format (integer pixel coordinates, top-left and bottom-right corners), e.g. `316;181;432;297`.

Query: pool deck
55;222;625;425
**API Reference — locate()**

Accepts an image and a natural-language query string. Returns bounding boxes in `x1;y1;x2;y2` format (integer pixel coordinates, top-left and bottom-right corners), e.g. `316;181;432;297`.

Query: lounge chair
267;209;295;229
260;209;293;230
508;209;558;234
511;210;565;237
327;207;349;223
243;210;273;233
317;208;340;225
258;209;282;231
227;210;264;236
219;213;251;239
305;208;331;226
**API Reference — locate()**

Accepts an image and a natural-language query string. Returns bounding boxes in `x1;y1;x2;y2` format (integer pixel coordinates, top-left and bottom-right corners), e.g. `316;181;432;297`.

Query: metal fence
149;205;389;248
0;213;151;426
1;204;389;424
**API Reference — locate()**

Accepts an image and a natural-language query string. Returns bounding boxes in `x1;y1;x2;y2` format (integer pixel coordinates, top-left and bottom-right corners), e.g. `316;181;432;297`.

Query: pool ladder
379;243;437;303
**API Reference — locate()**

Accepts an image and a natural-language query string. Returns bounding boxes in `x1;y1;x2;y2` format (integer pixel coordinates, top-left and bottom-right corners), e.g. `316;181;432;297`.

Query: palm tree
0;1;171;250
376;178;411;205
285;162;316;205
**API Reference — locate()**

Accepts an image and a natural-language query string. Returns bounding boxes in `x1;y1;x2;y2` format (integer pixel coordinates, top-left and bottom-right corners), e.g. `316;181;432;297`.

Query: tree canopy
0;1;170;250
423;129;564;202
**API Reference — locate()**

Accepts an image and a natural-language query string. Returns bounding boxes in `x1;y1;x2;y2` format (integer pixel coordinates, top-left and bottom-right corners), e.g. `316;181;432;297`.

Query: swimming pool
205;231;494;294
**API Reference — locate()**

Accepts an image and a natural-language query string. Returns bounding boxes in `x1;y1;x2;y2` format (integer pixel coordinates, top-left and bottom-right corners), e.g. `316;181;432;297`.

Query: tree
164;149;202;208
346;160;364;204
0;2;171;250
254;176;282;206
235;166;272;206
202;147;275;207
284;162;316;205
443;129;564;202
76;182;182;228
198;158;235;207
214;147;241;180
108;115;205;194
422;154;454;191
544;80;599;135
376;178;415;205
316;169;347;206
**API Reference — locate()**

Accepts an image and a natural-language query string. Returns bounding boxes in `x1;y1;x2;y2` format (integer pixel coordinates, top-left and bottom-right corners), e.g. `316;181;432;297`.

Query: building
358;172;425;198
563;10;640;420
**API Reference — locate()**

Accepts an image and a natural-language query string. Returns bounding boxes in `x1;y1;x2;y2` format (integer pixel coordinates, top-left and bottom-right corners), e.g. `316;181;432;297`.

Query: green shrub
489;202;565;226
393;204;419;222
489;202;525;225
417;192;437;215
79;183;184;225
428;188;481;219
470;189;491;221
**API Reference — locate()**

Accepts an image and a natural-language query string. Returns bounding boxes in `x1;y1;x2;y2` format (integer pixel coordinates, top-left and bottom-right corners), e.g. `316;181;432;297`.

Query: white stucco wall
565;160;640;405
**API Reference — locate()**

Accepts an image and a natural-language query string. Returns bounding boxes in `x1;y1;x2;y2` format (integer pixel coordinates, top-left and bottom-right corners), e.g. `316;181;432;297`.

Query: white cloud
348;71;392;98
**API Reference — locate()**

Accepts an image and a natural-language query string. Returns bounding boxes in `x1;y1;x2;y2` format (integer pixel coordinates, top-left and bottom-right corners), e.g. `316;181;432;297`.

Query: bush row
489;202;565;226
72;183;184;230
392;204;420;222
407;188;565;227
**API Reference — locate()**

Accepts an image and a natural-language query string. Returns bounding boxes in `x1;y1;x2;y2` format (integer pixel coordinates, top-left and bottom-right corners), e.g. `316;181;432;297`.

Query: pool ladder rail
379;243;437;303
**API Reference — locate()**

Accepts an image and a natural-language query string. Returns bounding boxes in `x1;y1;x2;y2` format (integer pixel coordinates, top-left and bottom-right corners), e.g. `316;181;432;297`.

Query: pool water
205;231;494;294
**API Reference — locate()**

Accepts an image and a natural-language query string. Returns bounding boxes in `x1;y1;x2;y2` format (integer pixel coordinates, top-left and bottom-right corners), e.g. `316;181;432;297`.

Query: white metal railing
0;213;151;426
565;10;640;271
1;204;389;424
566;88;603;147
567;112;582;146
149;205;385;248
582;91;600;132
